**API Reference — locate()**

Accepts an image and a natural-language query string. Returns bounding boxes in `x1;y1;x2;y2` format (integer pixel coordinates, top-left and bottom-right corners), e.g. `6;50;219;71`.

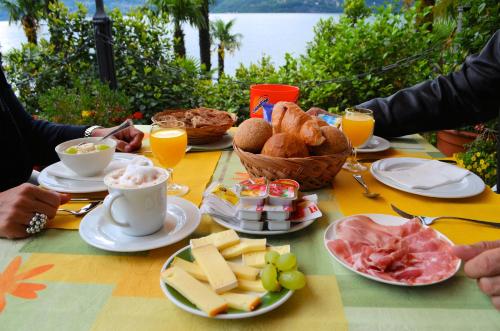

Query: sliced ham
328;216;459;285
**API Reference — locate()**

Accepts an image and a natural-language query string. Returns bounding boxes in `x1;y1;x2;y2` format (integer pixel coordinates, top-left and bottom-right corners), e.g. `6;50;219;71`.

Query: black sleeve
358;30;500;138
0;67;88;166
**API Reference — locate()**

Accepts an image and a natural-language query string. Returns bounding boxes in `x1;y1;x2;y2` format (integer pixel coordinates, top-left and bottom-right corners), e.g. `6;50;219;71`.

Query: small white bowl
55;137;116;177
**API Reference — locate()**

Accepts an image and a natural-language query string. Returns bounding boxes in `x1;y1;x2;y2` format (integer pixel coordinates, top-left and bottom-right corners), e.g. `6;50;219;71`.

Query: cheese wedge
192;244;238;294
220;292;261;311
221;238;267;259
171;257;208;282
243;245;291;267
161;267;227;317
190;230;240;250
238;279;266;293
226;262;260;280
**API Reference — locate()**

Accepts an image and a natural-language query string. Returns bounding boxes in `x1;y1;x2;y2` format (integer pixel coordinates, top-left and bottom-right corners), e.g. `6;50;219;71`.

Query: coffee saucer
79;197;201;252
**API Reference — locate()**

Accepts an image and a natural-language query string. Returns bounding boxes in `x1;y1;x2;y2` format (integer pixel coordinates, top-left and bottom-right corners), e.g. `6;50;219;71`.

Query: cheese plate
160;244;294;319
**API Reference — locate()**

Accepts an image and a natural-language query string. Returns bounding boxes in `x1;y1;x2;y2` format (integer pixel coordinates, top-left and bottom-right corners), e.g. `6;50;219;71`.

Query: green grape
65;147;78;154
275;253;297;271
279;270;306;290
96;144;110;151
265;251;280;265
261;265;281;292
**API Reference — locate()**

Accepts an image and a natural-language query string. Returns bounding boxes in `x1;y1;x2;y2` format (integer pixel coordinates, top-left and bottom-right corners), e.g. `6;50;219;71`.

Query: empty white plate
371;157;485;198
357;136;391;153
79;197;200;252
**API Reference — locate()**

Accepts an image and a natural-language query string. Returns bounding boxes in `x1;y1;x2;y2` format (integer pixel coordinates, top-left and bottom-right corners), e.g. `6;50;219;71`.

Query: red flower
132;112;143;120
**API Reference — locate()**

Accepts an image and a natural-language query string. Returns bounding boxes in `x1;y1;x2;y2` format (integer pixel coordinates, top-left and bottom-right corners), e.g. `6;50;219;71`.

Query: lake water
0;13;340;75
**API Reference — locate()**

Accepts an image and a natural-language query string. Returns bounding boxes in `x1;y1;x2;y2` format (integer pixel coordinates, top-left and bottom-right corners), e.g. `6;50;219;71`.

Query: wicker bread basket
233;143;351;191
152;108;237;145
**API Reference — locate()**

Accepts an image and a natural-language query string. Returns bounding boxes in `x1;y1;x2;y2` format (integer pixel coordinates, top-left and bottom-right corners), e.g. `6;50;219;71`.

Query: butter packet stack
200;182;239;217
289;194;322;222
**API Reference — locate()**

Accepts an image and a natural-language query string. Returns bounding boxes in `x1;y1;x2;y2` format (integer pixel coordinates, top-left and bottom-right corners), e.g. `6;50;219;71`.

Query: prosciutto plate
324;214;460;286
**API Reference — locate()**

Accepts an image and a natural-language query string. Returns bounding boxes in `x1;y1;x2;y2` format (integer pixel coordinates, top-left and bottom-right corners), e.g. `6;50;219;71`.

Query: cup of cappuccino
103;165;168;236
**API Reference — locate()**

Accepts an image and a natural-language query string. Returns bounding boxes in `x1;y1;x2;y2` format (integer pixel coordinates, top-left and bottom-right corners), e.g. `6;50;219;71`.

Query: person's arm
358;30;500;137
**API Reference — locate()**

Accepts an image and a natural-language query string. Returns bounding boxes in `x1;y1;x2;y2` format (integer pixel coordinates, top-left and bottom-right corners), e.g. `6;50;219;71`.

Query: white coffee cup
103;167;168;236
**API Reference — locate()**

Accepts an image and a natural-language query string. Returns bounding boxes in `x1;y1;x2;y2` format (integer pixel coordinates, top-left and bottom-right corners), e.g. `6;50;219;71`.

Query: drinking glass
341;107;375;172
150;120;189;196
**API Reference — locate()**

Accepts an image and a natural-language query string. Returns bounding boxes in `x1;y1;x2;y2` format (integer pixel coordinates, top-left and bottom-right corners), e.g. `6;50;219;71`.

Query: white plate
324;214;461;286
371;157;485;198
357;136;391;153
211;216;315;236
160;245;294;319
189;134;233;151
79;197;200;252
39;153;153;193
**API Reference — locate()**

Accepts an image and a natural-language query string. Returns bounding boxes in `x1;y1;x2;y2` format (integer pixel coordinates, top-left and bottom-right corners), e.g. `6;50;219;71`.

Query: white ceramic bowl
55;137;116;177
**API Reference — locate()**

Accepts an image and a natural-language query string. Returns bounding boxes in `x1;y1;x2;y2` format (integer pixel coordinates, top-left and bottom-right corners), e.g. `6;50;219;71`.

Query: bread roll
310;126;349;156
234;118;273;153
261;133;309;158
272;102;325;146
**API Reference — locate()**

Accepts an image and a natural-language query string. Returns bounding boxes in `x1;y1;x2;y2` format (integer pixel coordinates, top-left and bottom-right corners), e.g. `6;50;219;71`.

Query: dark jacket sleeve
358;30;500;138
0;67;88;167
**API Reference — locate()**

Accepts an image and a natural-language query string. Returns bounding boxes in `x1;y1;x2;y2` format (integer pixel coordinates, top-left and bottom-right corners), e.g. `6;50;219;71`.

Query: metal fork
58;201;101;216
391;204;500;229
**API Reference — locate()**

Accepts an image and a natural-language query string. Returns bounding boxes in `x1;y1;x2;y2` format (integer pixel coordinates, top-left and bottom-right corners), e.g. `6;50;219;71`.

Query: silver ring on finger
26;213;48;235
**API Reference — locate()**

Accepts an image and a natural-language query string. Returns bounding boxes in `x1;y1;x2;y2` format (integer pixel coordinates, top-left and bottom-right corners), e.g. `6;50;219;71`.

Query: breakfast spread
326;215;460;285
161;230;305;317
65;142;110;154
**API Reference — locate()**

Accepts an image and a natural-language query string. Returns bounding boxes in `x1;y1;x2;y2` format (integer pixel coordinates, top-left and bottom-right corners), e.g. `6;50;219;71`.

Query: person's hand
453;240;500;310
0;184;71;239
92;126;144;152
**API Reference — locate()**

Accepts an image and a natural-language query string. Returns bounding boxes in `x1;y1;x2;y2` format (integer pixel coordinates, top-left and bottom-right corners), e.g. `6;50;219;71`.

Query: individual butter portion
243;245;291;267
192;244;238;294
171;257;207;282
226;262;260;280
238;279;266;293
161;267;227;317
221;238;267;259
220;292;261;311
190;230;240;250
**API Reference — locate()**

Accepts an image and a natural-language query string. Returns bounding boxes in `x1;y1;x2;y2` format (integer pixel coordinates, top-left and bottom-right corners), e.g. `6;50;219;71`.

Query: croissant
272;102;325;146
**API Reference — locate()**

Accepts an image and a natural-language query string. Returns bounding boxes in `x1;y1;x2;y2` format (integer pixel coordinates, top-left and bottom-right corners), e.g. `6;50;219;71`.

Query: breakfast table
1;126;499;331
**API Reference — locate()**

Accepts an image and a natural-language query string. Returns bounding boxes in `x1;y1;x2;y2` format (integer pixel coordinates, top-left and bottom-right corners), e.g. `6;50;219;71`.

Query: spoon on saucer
58;201;101;216
353;174;380;199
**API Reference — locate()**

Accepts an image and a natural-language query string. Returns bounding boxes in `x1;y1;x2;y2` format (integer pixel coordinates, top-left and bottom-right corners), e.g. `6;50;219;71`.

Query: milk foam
106;165;166;188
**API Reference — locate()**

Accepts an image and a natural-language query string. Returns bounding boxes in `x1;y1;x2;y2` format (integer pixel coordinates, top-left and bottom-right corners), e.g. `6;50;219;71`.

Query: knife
358;158;457;164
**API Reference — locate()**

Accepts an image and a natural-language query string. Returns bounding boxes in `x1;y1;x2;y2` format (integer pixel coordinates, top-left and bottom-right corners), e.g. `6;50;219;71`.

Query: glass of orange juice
341;107;375;172
150;120;189;196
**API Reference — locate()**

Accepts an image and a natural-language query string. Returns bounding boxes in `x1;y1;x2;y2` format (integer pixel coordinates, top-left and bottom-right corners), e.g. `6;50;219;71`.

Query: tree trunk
22;16;38;45
174;21;186;58
416;0;435;31
217;44;224;79
198;0;211;72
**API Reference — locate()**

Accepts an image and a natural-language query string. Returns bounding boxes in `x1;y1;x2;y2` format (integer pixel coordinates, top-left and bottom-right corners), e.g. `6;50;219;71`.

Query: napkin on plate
379;160;470;190
47;156;150;182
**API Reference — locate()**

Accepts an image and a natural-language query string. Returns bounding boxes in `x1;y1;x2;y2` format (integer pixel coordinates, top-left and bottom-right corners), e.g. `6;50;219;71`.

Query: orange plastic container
249;84;300;121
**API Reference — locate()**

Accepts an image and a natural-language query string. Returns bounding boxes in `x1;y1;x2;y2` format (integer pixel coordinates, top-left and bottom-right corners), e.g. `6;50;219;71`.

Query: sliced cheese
190;229;240;250
221;238;267;259
192;244;238;294
220;292;261;311
171;257;207;282
226;261;260;280
172;257;259;282
161;267;227;317
238;279;266;293
243;245;291;267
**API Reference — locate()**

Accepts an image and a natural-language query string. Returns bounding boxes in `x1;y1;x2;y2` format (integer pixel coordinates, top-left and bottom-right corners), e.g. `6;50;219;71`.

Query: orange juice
342;113;374;147
150;128;188;168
